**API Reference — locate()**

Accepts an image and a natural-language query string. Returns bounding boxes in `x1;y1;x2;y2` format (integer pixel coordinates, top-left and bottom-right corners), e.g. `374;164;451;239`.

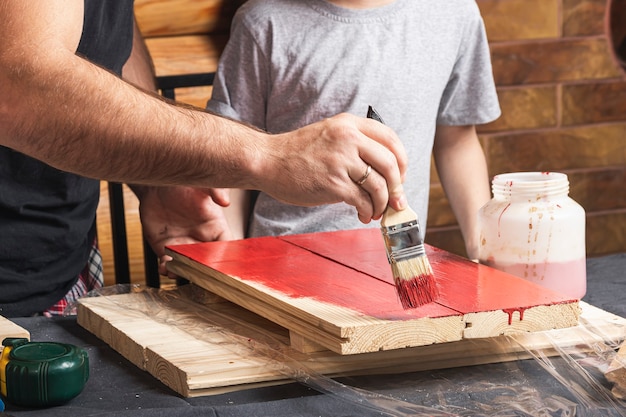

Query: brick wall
425;0;626;258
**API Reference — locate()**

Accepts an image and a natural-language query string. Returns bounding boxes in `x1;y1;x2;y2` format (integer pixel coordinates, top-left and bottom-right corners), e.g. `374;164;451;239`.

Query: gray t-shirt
207;0;501;237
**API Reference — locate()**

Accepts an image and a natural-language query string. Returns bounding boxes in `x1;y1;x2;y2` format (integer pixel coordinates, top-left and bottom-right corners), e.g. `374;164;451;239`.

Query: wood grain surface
165;229;581;355
0;315;30;342
77;286;626;398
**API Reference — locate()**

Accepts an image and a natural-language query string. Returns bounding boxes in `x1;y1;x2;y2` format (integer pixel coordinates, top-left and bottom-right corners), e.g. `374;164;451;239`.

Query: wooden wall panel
134;0;241;37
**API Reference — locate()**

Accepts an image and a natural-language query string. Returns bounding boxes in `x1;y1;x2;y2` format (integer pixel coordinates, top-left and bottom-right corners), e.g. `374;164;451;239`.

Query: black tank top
0;0;134;317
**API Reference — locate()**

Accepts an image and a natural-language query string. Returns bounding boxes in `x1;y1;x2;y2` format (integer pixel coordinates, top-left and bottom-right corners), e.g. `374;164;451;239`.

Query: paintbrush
367;106;438;309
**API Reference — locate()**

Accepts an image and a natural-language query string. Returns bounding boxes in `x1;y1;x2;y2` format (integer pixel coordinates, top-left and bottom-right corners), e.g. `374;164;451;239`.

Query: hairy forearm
0;50;264;189
0;1;408;220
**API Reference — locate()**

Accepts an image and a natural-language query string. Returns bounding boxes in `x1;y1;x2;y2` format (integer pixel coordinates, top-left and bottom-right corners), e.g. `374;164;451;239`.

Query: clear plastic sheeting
69;285;626;417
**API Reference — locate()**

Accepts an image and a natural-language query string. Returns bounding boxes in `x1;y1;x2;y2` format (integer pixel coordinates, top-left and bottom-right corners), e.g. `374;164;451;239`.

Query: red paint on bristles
391;254;438;309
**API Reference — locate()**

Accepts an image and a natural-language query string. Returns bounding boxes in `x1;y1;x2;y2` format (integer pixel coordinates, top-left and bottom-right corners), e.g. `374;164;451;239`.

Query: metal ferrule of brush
381;221;426;263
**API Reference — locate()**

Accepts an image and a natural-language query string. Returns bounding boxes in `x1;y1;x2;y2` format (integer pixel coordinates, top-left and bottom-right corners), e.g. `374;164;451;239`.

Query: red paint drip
502;307;527;325
497;203;511;238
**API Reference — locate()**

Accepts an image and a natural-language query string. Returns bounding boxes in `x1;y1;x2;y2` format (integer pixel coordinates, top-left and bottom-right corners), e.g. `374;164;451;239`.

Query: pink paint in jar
478;172;586;299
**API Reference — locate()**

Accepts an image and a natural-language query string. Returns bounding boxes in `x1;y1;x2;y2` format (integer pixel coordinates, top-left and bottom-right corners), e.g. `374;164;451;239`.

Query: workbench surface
4;253;626;417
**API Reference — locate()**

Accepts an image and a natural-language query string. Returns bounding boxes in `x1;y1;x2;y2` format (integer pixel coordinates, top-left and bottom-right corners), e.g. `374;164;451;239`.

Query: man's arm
121;18;235;275
432;125;490;260
0;1;407;221
0;1;252;187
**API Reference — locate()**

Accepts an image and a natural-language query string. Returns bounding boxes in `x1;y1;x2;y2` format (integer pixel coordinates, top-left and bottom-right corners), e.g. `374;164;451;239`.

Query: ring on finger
356;165;372;186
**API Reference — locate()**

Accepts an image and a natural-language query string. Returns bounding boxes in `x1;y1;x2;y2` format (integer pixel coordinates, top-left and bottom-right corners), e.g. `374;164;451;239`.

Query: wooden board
165;228;580;355
135;0;243;37
77;286;626;398
0;315;30;342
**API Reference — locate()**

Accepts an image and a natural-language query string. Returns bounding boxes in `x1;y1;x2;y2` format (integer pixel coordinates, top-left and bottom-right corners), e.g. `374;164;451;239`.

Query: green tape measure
0;337;89;408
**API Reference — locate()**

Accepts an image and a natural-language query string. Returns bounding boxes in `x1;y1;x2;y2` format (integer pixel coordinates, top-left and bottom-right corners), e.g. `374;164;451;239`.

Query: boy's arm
432;125;490;260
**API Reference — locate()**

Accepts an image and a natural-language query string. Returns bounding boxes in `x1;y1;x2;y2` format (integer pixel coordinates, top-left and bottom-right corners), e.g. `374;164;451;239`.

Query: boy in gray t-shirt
207;0;500;259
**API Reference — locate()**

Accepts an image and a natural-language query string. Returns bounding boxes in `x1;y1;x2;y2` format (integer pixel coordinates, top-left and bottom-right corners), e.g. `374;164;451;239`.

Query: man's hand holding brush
259;113;409;224
367;106;438;309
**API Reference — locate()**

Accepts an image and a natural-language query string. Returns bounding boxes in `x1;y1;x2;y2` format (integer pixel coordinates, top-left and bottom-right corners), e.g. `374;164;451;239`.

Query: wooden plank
165;229;580;355
146;34;227;77
135;0;243;37
166;260;464;355
77;287;294;396
144;34;225;108
282;229;578;316
77;287;626;398
289;332;328;353
0;315;30;342
96;181;148;286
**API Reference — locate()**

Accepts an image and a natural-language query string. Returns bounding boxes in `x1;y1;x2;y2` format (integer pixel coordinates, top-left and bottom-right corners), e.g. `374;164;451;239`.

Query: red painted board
167;229;576;321
180;235;296;263
168;238;457;320
426;246;577;314
281;228;393;285
280;228;577;313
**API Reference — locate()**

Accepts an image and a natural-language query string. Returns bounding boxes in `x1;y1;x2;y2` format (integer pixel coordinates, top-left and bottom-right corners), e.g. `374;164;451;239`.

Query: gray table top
3;253;626;417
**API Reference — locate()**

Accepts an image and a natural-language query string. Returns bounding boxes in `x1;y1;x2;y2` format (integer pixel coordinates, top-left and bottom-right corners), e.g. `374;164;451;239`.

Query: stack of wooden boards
77;287;625;398
76;228;626;397
164;229;581;354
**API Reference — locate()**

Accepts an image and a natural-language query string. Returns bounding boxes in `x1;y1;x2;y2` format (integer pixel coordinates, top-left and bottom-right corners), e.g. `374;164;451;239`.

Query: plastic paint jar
478;172;586;299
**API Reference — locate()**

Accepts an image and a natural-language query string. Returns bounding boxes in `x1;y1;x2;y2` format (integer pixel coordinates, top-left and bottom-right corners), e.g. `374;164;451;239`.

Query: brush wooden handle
380;205;418;228
366;107;420;229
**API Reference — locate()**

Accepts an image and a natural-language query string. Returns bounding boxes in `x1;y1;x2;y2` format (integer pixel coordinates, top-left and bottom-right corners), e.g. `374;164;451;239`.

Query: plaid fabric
43;239;104;317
